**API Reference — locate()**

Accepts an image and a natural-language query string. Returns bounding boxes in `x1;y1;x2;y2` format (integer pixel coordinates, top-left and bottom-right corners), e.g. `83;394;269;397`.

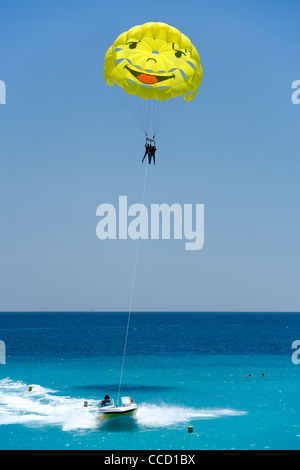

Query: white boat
97;396;138;421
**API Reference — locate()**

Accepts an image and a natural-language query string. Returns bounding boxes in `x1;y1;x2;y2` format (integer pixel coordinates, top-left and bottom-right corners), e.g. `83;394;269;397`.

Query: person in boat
103;395;111;406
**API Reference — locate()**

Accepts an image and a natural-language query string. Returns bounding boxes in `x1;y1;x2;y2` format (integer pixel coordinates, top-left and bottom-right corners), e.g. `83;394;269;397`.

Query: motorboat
97;396;138;421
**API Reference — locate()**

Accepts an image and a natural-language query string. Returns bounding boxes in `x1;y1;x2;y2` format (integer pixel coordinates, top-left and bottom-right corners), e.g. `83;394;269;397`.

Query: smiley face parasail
104;22;202;101
103;22;203;137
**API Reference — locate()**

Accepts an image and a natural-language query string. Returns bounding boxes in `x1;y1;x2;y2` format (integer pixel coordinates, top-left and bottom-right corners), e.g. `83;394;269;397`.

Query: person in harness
142;142;151;163
148;142;156;165
142;134;156;165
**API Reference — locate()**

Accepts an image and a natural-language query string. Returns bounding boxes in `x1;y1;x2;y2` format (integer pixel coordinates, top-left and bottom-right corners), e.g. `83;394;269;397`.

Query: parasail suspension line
117;163;148;406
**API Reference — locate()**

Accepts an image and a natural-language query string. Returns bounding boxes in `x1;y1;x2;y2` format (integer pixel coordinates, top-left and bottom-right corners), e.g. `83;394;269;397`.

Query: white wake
0;378;98;431
136;403;246;428
0;378;246;431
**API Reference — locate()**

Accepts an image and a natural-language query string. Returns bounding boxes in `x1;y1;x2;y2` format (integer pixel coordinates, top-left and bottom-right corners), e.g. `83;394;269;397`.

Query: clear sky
0;0;299;312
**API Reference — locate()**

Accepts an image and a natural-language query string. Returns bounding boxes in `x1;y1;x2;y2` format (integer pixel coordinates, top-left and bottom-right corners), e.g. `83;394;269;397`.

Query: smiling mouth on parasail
124;65;175;85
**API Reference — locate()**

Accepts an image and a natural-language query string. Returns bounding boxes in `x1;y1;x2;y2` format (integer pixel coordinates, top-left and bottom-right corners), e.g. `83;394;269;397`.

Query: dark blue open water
0;312;300;450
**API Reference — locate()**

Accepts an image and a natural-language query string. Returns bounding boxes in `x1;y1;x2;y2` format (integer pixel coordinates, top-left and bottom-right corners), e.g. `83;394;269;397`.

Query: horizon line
0;310;299;314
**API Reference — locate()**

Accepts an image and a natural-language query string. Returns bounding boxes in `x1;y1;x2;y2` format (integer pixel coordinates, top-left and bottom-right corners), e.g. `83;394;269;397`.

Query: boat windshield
99;398;114;408
121;397;135;406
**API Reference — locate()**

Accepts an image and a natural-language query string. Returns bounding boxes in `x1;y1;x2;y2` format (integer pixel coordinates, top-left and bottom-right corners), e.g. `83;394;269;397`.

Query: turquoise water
0;312;300;450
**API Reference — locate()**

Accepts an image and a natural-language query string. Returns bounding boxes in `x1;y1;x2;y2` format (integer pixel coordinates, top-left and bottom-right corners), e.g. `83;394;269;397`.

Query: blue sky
0;0;299;312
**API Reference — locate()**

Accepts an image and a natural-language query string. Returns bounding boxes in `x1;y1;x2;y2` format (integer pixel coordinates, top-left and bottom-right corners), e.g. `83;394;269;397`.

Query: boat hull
97;396;138;421
97;406;138;421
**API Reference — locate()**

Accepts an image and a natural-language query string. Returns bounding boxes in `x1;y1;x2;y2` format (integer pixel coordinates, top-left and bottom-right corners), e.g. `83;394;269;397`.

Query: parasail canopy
104;22;203;102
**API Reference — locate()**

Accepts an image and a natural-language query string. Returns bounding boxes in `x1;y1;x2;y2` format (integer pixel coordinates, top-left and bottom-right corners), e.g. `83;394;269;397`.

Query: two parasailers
142;134;156;165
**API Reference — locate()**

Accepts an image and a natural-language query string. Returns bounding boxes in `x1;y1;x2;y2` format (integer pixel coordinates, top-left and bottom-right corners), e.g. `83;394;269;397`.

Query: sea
0;312;299;450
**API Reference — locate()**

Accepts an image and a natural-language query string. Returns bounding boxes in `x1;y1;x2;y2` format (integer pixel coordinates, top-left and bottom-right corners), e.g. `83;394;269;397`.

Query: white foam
136;403;246;428
0;378;98;431
0;378;246;431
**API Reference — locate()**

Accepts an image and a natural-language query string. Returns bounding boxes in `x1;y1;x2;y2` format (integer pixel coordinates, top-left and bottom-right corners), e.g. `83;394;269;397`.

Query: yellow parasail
104;22;203;102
